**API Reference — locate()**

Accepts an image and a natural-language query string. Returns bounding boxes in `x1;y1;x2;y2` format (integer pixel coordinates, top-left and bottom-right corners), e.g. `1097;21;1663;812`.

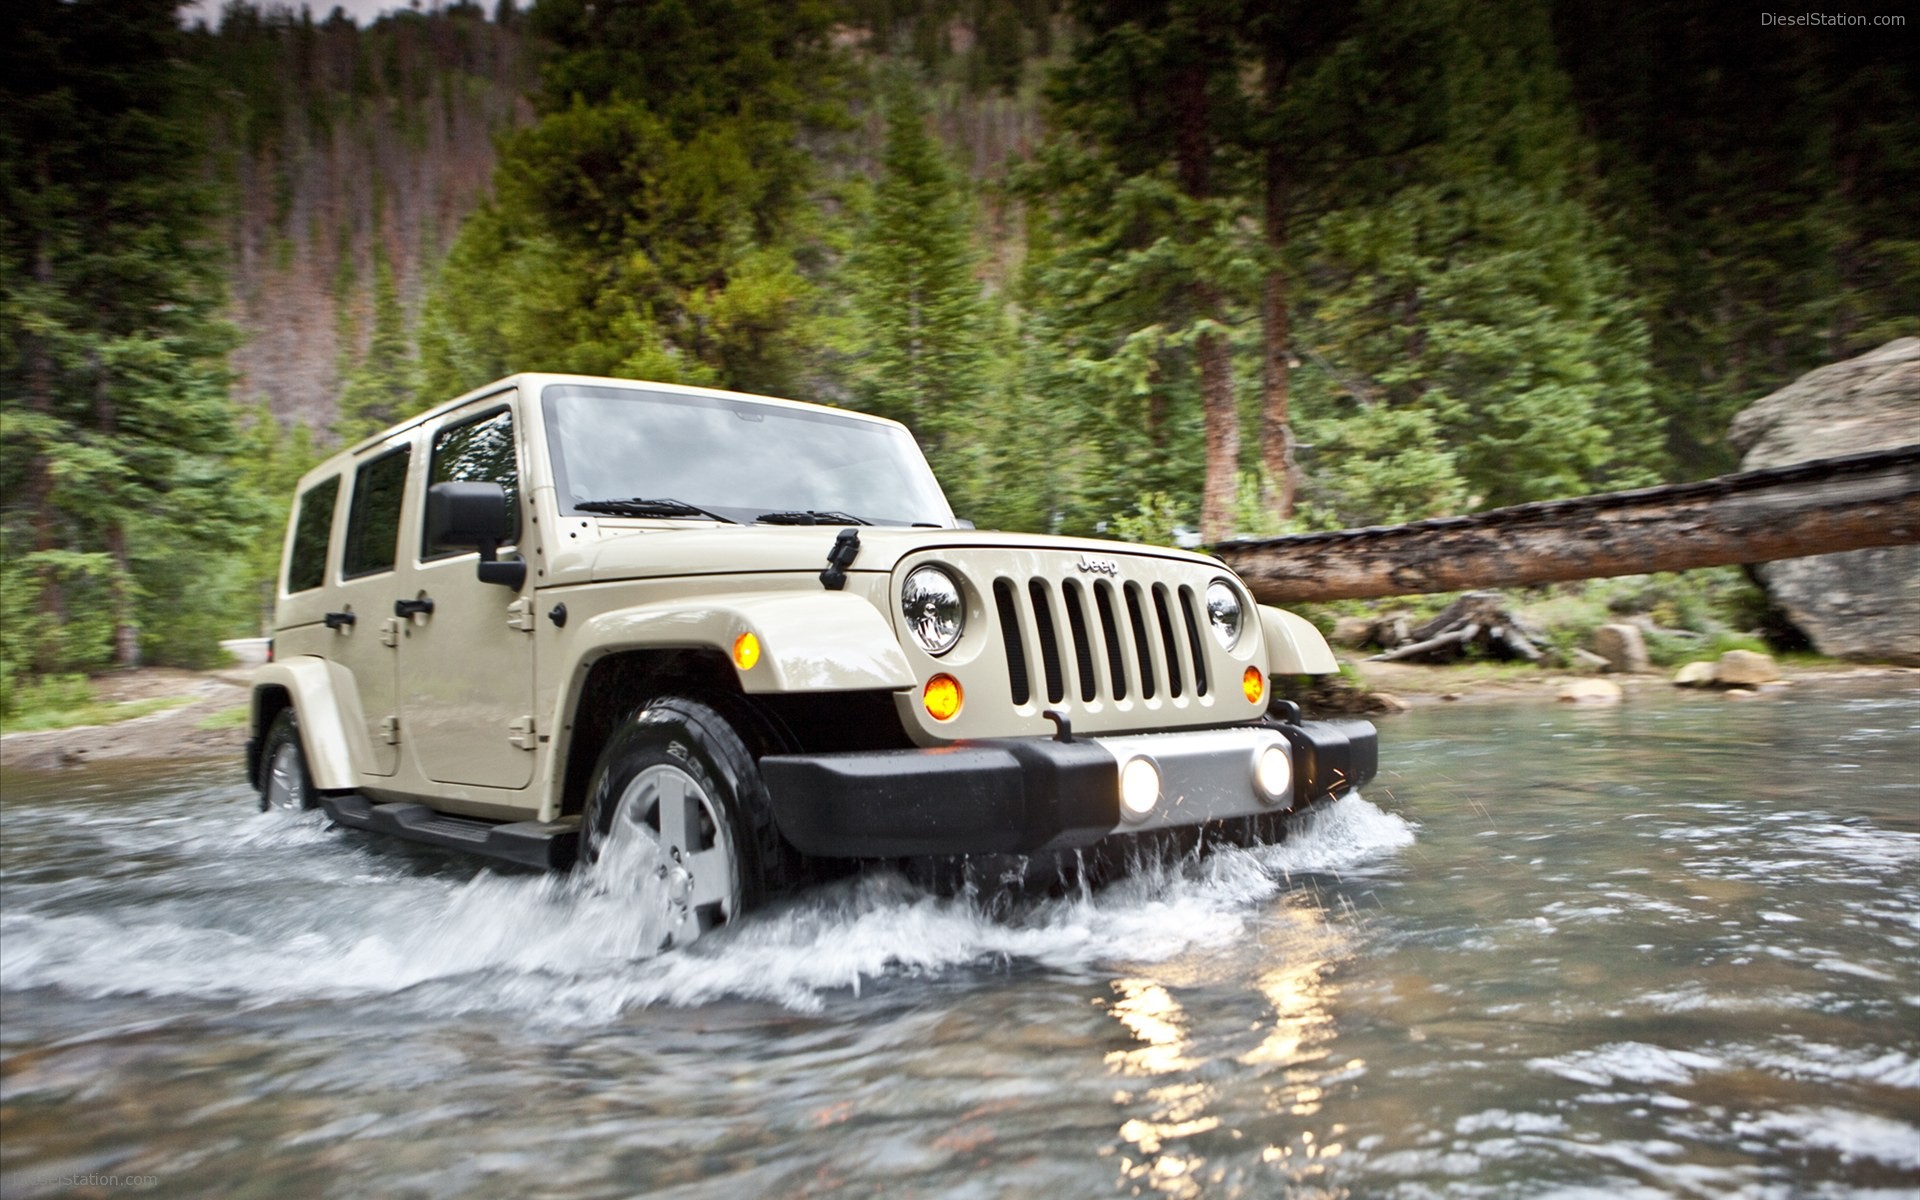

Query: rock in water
1672;661;1718;688
1727;339;1920;665
1558;679;1623;704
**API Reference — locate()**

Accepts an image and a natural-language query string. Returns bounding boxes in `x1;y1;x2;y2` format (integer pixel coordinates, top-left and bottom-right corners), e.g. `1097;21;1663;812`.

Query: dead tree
1363;593;1548;663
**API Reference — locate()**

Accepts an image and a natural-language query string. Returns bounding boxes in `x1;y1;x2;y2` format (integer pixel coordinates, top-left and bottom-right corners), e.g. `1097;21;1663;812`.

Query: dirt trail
0;668;253;773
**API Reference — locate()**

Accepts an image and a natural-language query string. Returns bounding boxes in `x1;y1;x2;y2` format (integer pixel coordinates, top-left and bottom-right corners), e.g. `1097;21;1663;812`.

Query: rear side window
342;446;411;578
286;476;339;594
424;407;519;558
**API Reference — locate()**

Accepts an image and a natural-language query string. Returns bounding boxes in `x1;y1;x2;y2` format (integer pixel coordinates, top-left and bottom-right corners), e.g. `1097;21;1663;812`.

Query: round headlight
902;566;964;656
1205;580;1244;650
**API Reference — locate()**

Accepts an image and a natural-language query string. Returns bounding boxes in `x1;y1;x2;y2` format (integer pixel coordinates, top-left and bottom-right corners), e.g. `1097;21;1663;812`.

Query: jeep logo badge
1076;554;1120;577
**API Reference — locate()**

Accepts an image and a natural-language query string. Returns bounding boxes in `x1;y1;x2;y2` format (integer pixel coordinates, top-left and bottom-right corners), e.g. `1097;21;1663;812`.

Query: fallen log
1215;444;1920;604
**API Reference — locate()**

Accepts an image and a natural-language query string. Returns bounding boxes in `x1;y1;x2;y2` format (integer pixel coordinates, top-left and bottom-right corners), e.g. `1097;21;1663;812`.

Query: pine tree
1019;0;1258;541
417;0;849;397
1555;0;1920;476
2;0;248;674
849;78;992;454
336;247;422;441
1293;0;1657;515
234;404;321;633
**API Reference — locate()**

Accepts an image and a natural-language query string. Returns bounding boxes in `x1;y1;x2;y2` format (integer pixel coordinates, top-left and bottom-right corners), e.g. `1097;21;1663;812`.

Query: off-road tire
581;696;796;945
259;708;316;813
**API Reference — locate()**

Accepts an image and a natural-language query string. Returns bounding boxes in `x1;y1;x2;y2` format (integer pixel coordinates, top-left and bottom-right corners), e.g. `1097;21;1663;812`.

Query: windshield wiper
752;509;871;526
575;498;737;523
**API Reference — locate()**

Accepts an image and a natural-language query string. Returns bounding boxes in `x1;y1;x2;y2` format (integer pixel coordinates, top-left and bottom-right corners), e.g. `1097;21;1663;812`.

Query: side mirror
425;481;525;590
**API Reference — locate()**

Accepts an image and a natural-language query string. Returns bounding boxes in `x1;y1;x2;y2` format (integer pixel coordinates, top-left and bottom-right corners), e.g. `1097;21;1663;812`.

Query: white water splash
0;794;1413;1021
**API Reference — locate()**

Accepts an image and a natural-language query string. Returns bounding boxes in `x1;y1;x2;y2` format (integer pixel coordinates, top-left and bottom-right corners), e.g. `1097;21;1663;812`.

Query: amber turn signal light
732;632;761;670
923;673;963;721
1242;666;1265;705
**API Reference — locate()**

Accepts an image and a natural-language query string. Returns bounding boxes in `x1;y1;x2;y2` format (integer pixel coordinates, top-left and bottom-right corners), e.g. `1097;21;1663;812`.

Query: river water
3;679;1917;1198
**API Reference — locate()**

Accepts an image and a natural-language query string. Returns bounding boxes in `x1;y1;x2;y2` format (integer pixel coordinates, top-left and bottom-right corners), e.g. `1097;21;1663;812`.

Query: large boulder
1727;339;1920;665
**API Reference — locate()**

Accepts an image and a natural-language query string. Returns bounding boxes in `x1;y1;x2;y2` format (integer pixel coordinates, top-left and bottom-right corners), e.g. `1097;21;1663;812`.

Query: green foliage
2;0;251;677
1010;143;1223;533
1512;569;1783;666
4;0;1899;698
848;78;993;451
1555;0;1920;476
336;248;422;442
420;0;850;399
1008;0;1666;538
0;553;118;682
1294;403;1467;527
233;405;322;622
1288;0;1659;517
0;673;191;733
1594;568;1771;638
197;704;253;732
1107;491;1185;545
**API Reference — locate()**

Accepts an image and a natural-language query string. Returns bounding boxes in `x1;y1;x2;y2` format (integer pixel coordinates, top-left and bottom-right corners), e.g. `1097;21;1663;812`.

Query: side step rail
319;793;580;870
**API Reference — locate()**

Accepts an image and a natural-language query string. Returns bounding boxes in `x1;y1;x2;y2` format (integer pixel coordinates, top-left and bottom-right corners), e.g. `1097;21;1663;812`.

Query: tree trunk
25;161;66;672
1171;57;1238;542
1214;445;1920;603
92;356;141;669
1195;290;1238;543
1258;39;1298;520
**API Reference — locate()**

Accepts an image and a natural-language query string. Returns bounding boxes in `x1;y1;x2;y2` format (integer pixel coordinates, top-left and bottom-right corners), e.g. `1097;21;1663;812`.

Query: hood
584;525;1221;583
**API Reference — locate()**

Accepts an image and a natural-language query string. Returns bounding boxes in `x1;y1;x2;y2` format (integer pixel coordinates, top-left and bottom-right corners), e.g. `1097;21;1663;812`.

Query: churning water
3;678;1917;1198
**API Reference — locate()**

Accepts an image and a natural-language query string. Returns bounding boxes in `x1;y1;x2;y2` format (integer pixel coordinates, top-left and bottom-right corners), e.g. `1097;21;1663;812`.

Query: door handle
323;611;357;630
394;596;436;619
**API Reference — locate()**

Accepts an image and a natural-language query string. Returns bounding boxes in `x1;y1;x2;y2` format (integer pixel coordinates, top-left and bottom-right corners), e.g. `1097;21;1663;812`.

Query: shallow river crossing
2;678;1917;1198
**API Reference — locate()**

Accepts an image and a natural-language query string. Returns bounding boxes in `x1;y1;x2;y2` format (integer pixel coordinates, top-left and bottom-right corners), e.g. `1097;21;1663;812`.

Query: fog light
1254;744;1292;805
732;632;761;670
1242;666;1265;705
923;673;963;721
1119;756;1161;821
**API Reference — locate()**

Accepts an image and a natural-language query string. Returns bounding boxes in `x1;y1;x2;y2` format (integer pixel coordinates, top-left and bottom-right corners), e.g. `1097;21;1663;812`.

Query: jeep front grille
993;576;1211;709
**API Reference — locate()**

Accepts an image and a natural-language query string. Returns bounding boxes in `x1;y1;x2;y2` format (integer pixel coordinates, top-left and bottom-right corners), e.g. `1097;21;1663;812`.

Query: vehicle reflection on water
1;678;1916;1198
1103;903;1358;1198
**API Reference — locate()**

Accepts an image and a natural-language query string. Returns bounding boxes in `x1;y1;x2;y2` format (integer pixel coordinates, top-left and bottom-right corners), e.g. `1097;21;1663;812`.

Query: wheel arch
248;657;368;792
1259;604;1340;675
551;647;745;821
540;594;918;822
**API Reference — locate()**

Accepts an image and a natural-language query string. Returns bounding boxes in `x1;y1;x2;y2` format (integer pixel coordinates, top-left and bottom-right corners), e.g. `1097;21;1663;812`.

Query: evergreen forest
3;0;1916;689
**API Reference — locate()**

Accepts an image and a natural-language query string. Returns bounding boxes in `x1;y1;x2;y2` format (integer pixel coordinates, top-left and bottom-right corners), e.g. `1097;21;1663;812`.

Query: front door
396;397;536;790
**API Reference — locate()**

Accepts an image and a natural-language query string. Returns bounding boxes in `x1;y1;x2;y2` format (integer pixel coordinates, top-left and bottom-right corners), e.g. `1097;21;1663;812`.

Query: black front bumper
760;717;1376;859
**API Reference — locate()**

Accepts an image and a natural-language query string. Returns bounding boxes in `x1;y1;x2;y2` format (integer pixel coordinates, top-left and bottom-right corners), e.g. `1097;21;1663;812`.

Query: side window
285;476;339;594
424;407;519;558
342;446;411;578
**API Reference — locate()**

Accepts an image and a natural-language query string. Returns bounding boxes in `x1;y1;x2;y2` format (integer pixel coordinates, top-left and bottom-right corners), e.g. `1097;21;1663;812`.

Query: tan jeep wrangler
249;374;1376;944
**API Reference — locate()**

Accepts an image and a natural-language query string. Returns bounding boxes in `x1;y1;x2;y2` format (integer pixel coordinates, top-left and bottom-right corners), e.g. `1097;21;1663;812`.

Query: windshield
541;383;955;526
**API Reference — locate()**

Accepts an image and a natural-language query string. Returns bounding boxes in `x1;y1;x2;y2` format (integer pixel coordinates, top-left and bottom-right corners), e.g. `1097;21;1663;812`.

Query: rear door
395;395;536;790
330;441;411;777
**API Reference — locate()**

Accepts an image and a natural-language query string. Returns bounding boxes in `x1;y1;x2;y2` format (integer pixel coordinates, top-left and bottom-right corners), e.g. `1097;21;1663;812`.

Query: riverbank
1348;658;1918;709
5;658;1914;774
0;667;256;772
